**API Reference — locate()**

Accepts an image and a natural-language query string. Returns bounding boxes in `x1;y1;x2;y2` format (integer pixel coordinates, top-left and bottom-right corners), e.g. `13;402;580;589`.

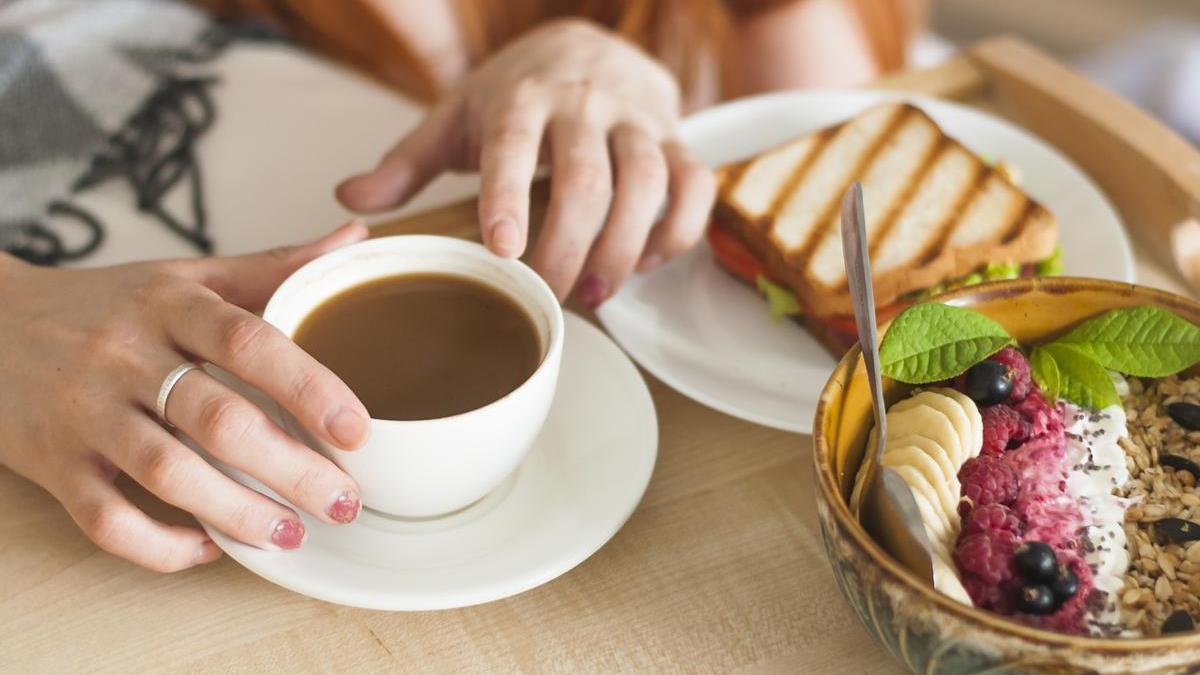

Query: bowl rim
813;275;1200;649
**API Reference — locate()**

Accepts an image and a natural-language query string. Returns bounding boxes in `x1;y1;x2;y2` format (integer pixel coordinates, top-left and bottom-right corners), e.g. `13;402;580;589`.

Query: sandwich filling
707;219;1063;350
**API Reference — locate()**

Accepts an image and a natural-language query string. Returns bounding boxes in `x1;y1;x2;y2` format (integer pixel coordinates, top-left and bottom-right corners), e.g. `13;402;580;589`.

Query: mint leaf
879;303;1013;384
1030;346;1061;400
1055;306;1200;376
1034;343;1119;409
755;275;801;322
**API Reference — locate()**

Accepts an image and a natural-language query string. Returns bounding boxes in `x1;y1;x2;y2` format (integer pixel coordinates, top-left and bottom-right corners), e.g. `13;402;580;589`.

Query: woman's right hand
337;19;716;306
0;222;372;572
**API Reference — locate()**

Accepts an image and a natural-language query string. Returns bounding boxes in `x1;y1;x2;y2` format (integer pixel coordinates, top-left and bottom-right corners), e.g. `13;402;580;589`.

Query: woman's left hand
335;19;716;306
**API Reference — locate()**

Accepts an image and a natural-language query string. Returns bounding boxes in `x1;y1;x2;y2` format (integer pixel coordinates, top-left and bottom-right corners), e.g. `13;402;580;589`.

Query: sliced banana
855;386;985;608
888;433;959;492
885;404;963;466
933;556;973;606
890;465;953;533
883;447;959;515
891;390;973;459
926;527;953;565
853;445;955;559
907;485;952;557
932;387;984;460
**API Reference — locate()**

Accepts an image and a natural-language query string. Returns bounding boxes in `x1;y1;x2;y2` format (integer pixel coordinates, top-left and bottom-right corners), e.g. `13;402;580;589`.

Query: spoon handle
840;182;887;452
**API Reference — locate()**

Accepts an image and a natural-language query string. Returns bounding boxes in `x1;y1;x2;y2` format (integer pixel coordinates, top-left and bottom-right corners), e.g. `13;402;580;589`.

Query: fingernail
326;405;369;449
271;519;306;550
490;217;521;258
311;219;367;250
638;254;664;273
342;219;370;245
341;217;367;237
335;173;368;196
194;539;222;564
327;491;361;524
576;273;610;308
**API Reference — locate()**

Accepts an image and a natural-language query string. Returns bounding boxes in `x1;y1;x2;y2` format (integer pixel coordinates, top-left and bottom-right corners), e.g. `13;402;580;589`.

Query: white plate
596;90;1135;434
196;313;657;611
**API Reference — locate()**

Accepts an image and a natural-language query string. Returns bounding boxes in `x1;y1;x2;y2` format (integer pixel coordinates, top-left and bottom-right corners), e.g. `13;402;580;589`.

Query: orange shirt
192;0;923;103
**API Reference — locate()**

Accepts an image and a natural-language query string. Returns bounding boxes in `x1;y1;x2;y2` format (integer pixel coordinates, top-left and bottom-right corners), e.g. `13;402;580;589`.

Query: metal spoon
841;181;934;583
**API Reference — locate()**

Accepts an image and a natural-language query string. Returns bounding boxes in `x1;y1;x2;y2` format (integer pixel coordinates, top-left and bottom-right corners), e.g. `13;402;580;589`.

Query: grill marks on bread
874;142;984;273
716;102;1059;316
768;104;902;260
808;110;942;286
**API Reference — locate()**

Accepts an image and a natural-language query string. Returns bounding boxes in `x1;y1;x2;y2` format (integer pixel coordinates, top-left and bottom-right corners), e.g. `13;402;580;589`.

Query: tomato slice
707;219;909;334
819;301;909;337
706;220;768;285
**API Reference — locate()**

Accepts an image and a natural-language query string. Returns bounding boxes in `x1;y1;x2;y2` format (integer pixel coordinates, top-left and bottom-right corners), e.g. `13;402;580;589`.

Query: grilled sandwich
707;102;1061;355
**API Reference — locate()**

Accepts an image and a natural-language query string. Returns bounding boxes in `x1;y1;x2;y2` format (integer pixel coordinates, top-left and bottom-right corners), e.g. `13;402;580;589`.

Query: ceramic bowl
813;277;1200;673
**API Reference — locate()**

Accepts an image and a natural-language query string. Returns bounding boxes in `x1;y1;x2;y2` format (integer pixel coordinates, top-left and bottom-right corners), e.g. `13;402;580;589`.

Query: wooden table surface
2;53;1195;674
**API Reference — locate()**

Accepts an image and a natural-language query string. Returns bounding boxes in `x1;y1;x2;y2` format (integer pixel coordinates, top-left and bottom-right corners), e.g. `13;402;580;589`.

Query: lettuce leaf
1037;246;1064;276
755;275;801;322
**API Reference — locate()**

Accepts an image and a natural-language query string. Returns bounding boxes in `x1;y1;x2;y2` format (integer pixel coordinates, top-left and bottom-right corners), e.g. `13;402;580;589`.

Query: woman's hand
336;19;717;306
0;222;372;572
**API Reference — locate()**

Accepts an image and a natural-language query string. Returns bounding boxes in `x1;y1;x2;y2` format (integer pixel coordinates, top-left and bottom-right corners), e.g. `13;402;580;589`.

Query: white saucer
195;313;657;611
596;89;1135;434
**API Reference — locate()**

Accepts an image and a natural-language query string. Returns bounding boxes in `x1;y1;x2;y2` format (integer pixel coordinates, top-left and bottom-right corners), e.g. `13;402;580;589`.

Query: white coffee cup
262;235;564;517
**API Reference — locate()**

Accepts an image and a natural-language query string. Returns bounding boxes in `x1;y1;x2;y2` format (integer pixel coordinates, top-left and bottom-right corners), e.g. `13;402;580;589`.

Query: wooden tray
10;36;1200;674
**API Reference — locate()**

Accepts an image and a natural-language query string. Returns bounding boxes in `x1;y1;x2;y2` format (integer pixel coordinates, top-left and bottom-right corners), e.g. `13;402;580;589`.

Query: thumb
336;103;458;213
197;219;369;311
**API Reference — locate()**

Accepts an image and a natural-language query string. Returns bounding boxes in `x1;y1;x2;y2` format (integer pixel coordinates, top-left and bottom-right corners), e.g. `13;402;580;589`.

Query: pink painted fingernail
271;519;306;550
638;254;664;273
490;217;521;257
576;273;610;308
327;491;361;524
326;406;369;449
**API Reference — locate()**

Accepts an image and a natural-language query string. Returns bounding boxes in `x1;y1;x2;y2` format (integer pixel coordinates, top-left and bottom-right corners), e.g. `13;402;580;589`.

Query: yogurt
1062;402;1138;635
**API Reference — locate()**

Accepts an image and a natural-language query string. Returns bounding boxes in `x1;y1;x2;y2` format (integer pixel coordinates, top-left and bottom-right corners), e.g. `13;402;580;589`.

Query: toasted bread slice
717;102;1059;317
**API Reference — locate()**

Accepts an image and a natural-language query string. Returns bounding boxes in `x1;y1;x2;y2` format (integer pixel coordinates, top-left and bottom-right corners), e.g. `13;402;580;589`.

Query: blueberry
1167;402;1200;431
1162;609;1196;634
1014;541;1057;582
1016;584;1057;615
1049;564;1078;603
964;360;1014;406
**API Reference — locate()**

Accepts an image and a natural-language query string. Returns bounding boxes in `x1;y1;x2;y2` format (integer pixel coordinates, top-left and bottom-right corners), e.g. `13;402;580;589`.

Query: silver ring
156;363;201;427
